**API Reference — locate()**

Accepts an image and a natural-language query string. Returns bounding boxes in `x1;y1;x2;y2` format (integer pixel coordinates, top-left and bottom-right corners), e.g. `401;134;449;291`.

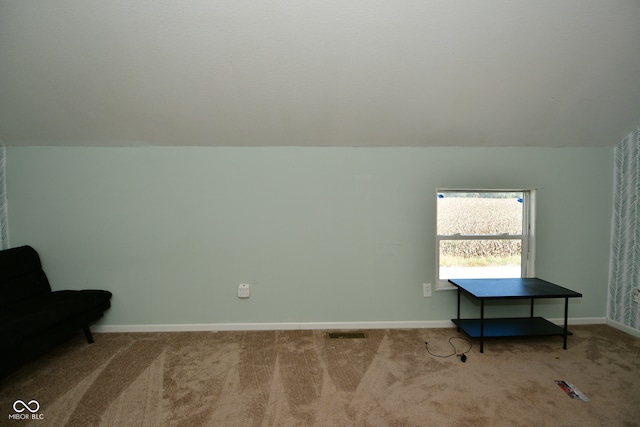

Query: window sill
435;281;457;291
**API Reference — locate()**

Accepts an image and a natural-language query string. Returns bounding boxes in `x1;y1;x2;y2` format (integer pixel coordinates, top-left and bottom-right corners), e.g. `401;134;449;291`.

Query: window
436;189;536;290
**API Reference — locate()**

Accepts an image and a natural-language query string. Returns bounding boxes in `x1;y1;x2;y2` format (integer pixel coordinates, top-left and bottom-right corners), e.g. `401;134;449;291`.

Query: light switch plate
423;283;432;298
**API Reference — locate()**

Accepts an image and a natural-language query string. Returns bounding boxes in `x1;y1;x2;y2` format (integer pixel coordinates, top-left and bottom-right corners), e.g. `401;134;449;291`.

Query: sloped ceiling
1;1;639;148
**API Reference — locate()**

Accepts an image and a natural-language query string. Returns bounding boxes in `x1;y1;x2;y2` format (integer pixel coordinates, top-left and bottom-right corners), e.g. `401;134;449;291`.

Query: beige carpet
1;325;639;426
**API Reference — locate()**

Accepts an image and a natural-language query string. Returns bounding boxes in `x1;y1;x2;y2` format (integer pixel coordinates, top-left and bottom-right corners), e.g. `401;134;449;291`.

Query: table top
448;278;582;299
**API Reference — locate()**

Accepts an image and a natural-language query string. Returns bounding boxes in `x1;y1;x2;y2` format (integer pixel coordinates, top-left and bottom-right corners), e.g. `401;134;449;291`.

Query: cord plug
459;354;467;363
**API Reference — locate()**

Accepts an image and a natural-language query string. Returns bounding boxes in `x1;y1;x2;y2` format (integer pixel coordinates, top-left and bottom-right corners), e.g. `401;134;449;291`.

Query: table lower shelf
451;317;572;338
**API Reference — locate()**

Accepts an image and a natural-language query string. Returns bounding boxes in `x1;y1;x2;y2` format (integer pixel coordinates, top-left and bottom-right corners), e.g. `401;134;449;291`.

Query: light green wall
6;146;613;326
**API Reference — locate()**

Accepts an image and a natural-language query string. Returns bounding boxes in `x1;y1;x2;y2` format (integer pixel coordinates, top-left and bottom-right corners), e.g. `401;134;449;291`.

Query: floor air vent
327;332;367;339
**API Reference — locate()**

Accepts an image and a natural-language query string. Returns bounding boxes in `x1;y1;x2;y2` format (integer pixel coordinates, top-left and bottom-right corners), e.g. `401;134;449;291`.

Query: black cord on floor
425;337;472;362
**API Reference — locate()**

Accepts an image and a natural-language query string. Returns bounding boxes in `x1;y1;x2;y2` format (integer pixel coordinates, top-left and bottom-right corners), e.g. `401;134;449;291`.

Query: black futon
0;245;112;377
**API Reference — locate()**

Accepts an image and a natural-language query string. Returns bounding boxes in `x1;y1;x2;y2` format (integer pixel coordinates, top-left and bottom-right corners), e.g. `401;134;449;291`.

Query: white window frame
435;189;536;290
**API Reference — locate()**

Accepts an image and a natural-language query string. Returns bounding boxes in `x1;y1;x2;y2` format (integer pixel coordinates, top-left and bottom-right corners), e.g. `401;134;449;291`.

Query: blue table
448;278;582;353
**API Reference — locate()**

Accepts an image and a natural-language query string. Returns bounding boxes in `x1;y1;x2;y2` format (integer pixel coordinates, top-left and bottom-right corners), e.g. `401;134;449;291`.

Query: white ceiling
1;1;639;148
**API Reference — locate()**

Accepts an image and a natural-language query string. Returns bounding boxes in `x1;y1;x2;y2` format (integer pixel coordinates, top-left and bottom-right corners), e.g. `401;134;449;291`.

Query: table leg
530;298;534;317
456;287;461;332
480;300;485;353
563;297;569;350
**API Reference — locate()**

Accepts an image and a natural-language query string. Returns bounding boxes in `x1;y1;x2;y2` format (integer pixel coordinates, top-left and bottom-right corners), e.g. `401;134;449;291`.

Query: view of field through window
437;193;524;280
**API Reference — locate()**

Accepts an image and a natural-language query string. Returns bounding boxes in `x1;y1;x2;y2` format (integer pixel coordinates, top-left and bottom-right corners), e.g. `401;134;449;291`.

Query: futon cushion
0;246;51;308
0;290;112;346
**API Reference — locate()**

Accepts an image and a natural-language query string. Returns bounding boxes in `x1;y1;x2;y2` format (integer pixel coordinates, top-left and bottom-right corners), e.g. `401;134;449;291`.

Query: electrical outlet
633;288;640;304
238;283;250;298
423;283;432;298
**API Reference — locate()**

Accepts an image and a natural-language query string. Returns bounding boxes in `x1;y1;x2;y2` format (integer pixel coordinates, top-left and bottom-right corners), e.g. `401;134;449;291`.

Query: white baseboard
606;319;640;339
92;320;456;333
92;318;604;334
